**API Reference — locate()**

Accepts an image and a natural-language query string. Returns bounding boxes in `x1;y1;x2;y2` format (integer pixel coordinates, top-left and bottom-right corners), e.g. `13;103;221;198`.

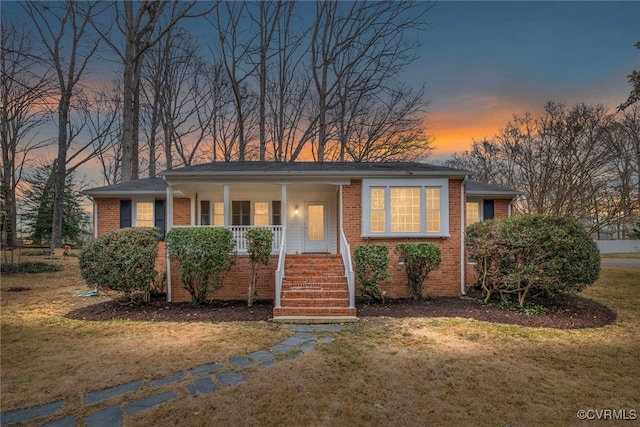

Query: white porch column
190;197;196;225
223;185;230;226
165;182;174;302
281;184;287;228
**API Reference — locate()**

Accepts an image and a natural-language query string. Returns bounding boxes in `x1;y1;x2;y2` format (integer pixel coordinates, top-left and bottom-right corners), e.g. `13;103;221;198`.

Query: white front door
303;202;328;253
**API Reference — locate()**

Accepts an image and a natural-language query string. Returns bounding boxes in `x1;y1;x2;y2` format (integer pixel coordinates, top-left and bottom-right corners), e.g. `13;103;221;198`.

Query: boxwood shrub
466;214;600;307
395;242;442;299
166;227;236;304
353;243;391;302
79;227;160;303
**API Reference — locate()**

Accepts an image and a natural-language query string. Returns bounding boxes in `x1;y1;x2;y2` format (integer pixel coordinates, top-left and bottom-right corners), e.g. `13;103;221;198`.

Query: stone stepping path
0;325;340;426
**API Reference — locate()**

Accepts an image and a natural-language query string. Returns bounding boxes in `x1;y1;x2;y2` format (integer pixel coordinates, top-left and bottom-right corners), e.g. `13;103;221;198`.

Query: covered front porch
162;179;356;320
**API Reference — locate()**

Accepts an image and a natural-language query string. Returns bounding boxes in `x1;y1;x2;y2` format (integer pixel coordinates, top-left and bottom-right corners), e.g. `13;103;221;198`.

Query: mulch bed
66;288;616;329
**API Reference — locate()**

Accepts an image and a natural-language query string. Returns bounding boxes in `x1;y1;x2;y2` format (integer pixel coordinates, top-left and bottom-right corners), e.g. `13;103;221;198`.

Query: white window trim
361;178;450;238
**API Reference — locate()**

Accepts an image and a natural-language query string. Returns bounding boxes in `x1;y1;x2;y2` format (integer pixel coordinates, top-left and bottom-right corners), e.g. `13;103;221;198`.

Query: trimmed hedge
395;242;442;299
1;262;62;274
466;214;600;307
166;227;236;304
79;227;159;303
353;243;391;302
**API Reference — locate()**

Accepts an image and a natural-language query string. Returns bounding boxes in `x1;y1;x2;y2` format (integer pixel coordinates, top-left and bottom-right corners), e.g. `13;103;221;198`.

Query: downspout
91;198;98;238
164;178;174;302
460;176;468;296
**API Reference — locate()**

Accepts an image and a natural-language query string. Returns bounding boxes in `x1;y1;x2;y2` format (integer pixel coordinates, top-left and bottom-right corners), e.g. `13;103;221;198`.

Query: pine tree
22;162;90;245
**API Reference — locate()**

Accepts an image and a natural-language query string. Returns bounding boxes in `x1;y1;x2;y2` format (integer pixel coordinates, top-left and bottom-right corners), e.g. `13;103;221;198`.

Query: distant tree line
445;102;640;237
1;0;435;249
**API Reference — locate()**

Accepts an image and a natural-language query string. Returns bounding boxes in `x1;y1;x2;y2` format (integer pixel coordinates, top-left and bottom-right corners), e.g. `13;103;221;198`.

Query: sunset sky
415;1;638;159
2;0;639;166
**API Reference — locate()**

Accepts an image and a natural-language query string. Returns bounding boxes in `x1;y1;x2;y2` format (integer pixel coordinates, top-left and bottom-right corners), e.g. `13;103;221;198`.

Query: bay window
362;178;449;237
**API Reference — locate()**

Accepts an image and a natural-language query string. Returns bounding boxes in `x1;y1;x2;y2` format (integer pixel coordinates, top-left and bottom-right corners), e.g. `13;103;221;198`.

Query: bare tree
212;2;260;161
87;84;122;186
0;20;53;248
92;1;212;181
446;101;636;235
22;0;106;249
310;1;433;161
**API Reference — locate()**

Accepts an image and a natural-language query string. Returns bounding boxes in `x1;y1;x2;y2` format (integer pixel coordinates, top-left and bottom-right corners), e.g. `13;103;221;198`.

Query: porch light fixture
294;205;299;215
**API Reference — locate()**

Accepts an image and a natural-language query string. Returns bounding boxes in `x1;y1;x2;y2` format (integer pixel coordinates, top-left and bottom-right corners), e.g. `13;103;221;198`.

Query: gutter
460;175;468;296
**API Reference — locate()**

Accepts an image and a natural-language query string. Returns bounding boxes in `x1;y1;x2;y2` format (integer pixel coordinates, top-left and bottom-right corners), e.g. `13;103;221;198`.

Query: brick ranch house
84;162;519;321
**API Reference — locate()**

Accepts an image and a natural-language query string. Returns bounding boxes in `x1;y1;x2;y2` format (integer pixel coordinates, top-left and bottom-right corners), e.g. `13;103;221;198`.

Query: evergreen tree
22;162;90;245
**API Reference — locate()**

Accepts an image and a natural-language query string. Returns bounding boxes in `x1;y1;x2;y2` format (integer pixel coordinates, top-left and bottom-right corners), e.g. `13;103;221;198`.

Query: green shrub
395;242;442;299
166;227;236;304
245;228;274;306
0;261;61;274
79;227;159;304
353;243;391;302
466;214;600;307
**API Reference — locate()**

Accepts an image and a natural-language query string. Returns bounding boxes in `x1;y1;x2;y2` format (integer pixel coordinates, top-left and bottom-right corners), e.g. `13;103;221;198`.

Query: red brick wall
343;179;464;297
169;255;278;303
94;197;192;235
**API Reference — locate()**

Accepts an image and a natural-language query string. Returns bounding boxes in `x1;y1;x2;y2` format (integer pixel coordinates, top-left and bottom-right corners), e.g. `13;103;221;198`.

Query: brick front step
273;307;357;317
282;282;348;291
282;290;349;299
280;298;350;308
276;254;356;319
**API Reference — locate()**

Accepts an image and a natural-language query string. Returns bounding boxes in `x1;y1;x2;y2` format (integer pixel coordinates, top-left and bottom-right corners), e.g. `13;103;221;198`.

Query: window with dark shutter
120;200;132;228
483;200;495;220
154;200;165;240
272;201;281;226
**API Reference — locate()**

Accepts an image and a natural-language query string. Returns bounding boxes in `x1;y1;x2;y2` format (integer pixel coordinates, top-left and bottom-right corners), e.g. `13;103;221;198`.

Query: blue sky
2;0;638;162
416;1;639;156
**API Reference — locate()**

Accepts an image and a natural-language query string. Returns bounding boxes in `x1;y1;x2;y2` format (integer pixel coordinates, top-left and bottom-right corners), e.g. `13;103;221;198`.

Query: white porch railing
275;227;286;309
173;225;283;253
340;229;355;309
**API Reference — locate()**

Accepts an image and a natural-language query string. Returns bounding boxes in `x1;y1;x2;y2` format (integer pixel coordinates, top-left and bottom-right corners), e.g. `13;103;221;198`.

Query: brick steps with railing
273;254;357;319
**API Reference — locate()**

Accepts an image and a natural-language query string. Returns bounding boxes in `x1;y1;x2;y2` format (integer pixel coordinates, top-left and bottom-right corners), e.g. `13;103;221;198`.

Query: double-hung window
362;179;449;237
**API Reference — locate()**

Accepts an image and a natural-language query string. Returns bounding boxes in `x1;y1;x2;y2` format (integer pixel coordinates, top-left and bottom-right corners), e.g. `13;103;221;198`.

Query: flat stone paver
149;372;184;389
41;416;76;427
285;351;303;360
84;380;142;405
248;350;275;362
315;325;341;332
84;405;122;427
293;332;317;340
0;400;65;425
270;343;295;354
124;392;177;416
299;341;317;351
216;370;247;386
259;360;278;369
288;325;315;332
187;377;218;396
188;363;222;376
228;356;253;368
3;322;344;424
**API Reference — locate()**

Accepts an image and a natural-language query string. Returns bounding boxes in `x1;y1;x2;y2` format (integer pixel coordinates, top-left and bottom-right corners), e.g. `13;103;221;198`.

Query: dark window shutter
272;201;282;226
483;200;495;220
154;200;166;240
120;200;132;228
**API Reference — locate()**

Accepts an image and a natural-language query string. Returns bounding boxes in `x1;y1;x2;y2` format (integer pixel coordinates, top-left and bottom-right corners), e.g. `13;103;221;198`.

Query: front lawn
1;256;638;426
